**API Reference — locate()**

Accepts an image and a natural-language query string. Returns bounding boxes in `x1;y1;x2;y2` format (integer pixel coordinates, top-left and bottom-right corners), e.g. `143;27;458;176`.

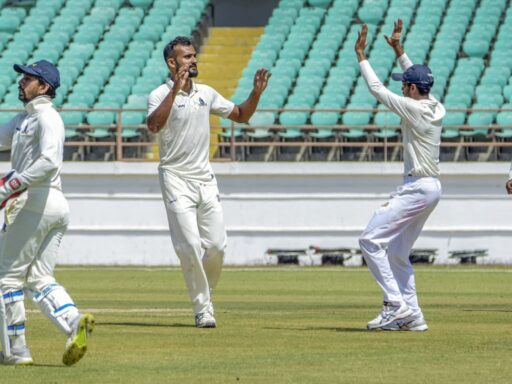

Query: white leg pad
2;290;26;336
0;290;10;357
27;284;79;335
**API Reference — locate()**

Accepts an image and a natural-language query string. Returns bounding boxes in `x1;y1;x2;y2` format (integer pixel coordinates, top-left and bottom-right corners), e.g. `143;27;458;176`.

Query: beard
18;87;28;103
188;66;198;78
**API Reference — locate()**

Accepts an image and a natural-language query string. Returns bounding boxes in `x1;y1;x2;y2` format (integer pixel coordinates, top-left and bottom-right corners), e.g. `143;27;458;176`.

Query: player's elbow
368;82;384;95
147;123;159;134
229;106;250;124
146;116;161;133
233;116;249;124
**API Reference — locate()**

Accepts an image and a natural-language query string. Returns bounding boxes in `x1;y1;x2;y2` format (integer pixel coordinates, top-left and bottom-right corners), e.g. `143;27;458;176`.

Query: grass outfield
2;266;511;384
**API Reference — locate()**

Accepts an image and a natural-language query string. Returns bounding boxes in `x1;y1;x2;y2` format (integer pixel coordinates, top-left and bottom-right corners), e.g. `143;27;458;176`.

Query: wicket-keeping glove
0;170;25;209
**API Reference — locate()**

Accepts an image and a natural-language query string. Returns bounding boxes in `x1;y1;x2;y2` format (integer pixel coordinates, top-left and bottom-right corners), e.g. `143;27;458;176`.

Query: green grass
2;266;512;384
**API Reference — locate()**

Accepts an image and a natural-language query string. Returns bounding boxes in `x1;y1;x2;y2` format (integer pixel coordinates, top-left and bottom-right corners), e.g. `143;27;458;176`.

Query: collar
166;78;198;96
24;96;53;115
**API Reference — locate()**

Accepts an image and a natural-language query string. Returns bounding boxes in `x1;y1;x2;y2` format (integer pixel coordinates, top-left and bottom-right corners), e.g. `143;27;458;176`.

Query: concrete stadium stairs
196;27;263;158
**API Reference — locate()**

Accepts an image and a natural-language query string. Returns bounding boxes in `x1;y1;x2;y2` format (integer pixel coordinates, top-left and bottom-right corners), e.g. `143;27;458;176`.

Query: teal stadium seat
219;118;243;140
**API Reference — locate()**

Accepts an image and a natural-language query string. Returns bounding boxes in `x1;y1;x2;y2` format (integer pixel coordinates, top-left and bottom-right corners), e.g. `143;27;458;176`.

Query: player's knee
27;275;55;291
0;278;22;294
359;234;379;255
205;243;225;261
26;274;55;292
206;238;226;256
174;240;201;260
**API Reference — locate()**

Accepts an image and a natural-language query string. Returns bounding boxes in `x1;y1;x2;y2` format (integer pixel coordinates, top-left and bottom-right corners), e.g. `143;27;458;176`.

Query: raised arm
147;64;189;133
355;24;420;123
228;69;271;123
384;19;405;59
385;19;413;71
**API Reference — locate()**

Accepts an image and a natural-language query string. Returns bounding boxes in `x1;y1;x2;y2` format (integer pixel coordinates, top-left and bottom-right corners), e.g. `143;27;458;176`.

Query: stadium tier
0;0;210;160
229;0;512;161
0;0;510;161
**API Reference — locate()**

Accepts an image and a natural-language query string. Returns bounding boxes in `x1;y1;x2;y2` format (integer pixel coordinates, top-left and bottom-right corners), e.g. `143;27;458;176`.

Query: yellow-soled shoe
62;313;95;366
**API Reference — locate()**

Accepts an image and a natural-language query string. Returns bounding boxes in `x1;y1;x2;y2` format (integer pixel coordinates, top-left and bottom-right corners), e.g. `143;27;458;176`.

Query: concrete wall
1;161;511;265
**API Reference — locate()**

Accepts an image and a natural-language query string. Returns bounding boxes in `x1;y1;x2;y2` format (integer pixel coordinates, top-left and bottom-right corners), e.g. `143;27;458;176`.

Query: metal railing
216;107;512;162
0;107;510;162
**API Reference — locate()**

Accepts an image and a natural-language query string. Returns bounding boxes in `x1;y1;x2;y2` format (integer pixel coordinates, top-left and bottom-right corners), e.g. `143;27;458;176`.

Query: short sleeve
148;88;165;117
208;86;235;118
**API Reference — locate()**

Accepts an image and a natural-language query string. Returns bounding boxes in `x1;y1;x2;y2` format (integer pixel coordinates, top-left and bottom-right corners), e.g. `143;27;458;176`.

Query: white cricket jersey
509;162;512;179
360;54;446;177
0;96;64;190
148;79;235;182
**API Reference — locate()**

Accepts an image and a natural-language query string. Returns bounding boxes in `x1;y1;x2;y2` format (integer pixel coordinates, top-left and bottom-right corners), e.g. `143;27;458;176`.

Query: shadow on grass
99;321;195;328
264;326;367;333
32;363;67;368
462;309;512;313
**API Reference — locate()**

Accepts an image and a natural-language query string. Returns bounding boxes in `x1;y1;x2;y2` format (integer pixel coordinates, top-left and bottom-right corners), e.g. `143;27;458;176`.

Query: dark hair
406;82;430;96
416;86;430;96
37;77;56;99
163;36;193;61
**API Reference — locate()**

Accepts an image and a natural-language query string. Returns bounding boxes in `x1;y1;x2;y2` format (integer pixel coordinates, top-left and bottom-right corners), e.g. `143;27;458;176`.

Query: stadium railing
0;107;510;162
216;107;512;162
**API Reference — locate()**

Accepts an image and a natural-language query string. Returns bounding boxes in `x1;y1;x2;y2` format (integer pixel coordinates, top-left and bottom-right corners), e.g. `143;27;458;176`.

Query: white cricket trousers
0;187;81;348
159;168;227;315
359;177;441;316
0;187;69;292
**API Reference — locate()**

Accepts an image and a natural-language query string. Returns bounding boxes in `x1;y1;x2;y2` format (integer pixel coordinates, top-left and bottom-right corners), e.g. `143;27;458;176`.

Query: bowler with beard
147;36;270;328
0;60;94;366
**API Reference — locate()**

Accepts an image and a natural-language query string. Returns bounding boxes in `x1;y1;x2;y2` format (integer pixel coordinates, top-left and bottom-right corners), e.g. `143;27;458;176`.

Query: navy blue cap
13;60;60;90
391;64;434;92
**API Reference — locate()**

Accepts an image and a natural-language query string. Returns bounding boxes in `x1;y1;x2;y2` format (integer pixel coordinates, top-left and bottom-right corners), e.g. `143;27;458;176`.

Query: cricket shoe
62;313;95;366
367;301;413;330
0;346;33;366
195;309;216;328
207;301;215;316
381;315;428;332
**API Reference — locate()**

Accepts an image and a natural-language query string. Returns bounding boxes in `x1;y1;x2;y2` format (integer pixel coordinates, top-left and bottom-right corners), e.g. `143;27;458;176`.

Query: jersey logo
177;104;186;108
8;178;21;191
16;122;31;134
192;97;207;108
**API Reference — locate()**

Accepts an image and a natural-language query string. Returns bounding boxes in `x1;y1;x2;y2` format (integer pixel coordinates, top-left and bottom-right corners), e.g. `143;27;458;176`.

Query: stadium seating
0;0;511;161
0;0;210;159
225;0;512;161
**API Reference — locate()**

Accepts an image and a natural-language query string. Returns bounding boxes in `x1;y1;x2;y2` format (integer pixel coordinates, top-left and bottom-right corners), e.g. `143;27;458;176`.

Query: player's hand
384;19;403;48
253;68;271;96
506;179;512;194
384;19;404;57
172;64;190;95
0;170;24;206
354;24;368;61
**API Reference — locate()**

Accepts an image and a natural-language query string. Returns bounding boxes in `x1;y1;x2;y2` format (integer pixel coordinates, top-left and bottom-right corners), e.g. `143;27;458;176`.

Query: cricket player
147;36;270;328
355;20;445;331
0;60;94;365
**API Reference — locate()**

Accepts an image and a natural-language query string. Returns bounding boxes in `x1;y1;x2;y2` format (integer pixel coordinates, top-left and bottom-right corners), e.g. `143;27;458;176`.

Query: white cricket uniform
148;79;234;315
358;54;445;317
0;96;80;350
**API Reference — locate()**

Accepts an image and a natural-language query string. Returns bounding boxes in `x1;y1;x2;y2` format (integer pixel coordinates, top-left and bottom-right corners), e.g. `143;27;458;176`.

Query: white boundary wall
1;161;511;265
